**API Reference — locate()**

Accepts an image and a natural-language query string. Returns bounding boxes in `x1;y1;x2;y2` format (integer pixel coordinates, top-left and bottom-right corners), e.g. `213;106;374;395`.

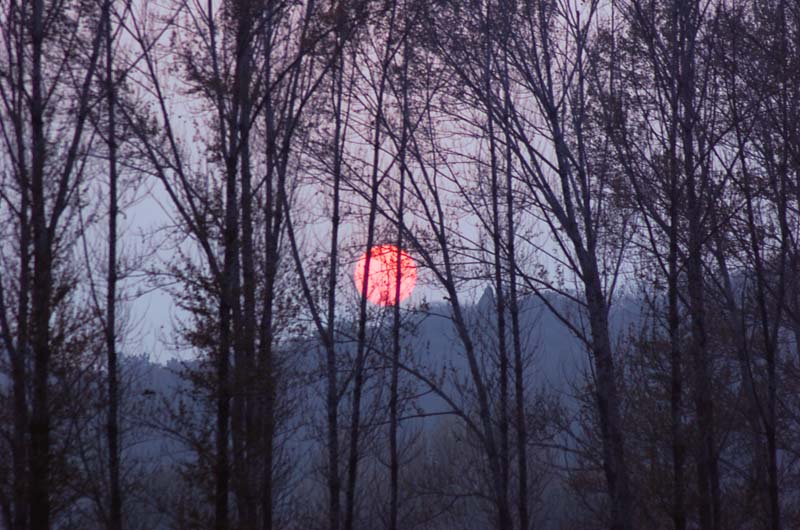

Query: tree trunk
325;19;347;529
389;20;411;530
344;42;387;530
104;1;123;527
666;67;686;530
9;1;31;526
584;268;633;530
488;77;512;530
667;195;686;530
484;5;512;526
502;49;528;530
29;0;51;526
259;9;279;530
234;2;257;524
216;111;240;530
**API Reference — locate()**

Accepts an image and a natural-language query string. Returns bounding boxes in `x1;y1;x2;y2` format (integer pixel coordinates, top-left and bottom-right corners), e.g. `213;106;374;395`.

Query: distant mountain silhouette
99;288;646;528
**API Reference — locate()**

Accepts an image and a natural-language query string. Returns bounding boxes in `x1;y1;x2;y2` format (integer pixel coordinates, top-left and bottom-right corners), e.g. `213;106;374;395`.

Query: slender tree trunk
258;269;276;530
736;128;785;530
401;103;511;529
238;144;257;530
516;5;635;524
29;0;51;526
761;6;791;526
389;20;411;530
258;169;278;530
667;195;686;530
666;67;686;530
218;3;256;528
680;30;719;529
344;6;398;525
326;19;347;529
675;3;719;527
388;187;402;530
500;41;528;529
483;5;512;526
505;124;527;530
712;224;769;512
552;47;634;530
583;268;632;530
259;9;279;530
487;59;512;530
389;247;401;530
11;1;31;524
216;107;241;530
206;2;232;528
26;0;105;524
235;3;257;524
104;2;123;527
216;177;236;530
258;174;277;530
11;204;29;530
685;151;719;530
686;160;716;530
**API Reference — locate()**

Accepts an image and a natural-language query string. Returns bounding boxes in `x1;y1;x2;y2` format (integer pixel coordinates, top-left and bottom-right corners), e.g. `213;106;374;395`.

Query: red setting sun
353;245;417;306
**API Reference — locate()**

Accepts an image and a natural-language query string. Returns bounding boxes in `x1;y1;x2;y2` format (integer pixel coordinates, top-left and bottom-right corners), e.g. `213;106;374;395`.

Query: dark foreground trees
0;0;112;527
1;0;799;529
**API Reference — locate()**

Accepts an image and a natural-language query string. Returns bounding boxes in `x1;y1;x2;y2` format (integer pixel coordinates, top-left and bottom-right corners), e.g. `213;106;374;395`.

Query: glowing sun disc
354;245;417;306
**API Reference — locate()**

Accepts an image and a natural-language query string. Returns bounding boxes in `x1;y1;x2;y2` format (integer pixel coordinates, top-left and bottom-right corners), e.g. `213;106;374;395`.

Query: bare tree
711;1;800;526
122;0;340;527
389;7;413;528
0;0;108;526
420;1;637;527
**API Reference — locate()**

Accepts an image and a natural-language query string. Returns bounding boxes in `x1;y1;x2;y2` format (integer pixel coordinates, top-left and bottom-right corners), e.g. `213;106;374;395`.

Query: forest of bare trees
1;0;799;529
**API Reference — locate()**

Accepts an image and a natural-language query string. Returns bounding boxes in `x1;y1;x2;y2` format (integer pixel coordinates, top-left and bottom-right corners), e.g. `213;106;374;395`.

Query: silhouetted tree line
1;0;799;529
